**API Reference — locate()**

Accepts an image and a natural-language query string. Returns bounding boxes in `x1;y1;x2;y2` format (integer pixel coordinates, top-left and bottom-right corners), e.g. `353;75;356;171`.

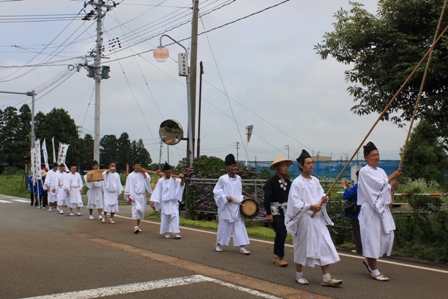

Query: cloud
0;0;405;165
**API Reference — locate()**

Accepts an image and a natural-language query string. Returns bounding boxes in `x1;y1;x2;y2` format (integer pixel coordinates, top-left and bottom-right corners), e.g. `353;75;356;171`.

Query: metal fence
185;178;267;219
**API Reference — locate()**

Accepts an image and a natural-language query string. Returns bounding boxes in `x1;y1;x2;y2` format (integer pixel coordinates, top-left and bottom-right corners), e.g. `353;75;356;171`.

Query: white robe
284;175;340;267
65;172;84;208
213;174;249;247
45;169;58;203
102;171;122;213
152;176;185;234
124;171;152;219
85;174;104;209
56;171;68;205
358;165;395;258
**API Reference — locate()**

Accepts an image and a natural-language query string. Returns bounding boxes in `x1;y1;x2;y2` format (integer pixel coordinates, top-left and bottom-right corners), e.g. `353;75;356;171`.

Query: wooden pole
310;24;448;218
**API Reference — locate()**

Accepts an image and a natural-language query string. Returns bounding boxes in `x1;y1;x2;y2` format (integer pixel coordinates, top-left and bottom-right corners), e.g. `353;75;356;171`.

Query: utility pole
236;142;240;162
189;0;199;159
82;0;116;164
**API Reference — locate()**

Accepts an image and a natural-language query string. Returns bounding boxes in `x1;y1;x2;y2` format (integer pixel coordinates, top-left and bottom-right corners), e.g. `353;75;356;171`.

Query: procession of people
27;141;401;288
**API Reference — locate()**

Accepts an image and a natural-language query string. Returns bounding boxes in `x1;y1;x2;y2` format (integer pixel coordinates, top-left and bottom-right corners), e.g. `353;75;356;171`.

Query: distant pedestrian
85;160;104;220
150;162;185;239
213;154;250;255
56;164;68;215
102;162;122;224
28;174;35;206
65;164;84;216
34;170;45;209
125;161;152;234
341;170;362;254
44;163;58;212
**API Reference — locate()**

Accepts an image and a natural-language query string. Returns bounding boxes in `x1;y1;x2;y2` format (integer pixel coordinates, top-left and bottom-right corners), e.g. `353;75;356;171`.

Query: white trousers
216;216;249;247
160;214;180;234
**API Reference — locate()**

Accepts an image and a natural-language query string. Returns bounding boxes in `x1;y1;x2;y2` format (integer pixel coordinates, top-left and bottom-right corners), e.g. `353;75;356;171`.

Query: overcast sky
0;0;409;165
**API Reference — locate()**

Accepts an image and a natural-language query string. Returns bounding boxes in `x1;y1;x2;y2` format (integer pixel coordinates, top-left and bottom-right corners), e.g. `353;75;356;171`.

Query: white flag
42;139;49;171
34;139;42;181
52;137;56;163
57;143;70;166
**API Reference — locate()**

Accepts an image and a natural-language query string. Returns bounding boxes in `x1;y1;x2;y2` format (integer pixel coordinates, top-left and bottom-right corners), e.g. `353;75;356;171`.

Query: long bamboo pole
310;23;448;218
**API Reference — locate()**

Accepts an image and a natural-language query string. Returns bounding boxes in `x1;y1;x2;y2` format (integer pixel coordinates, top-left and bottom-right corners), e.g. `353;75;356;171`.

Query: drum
87;170;104;182
240;199;259;219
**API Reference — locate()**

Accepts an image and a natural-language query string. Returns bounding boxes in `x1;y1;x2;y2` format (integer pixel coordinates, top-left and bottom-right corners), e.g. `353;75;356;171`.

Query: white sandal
296;274;309;285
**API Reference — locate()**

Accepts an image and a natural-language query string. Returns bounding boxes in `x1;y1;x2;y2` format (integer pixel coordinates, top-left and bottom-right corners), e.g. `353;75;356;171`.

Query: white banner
57;143;69;166
42;139;49;171
52;137;56;163
34;139;42;181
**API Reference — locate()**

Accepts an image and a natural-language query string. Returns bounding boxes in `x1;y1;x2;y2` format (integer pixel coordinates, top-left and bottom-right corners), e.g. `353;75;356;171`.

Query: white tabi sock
371;269;380;276
296;271;303;277
323;273;331;281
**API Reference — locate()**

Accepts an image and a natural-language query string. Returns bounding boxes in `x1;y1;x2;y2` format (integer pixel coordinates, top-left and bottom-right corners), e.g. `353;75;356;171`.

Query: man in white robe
285;150;342;287
358;141;401;281
213;154;250;255
56;164;68;215
150;162;185;239
44;163;58;211
102;162;122;224
125;161;152;234
64;164;84;216
85;160;104;220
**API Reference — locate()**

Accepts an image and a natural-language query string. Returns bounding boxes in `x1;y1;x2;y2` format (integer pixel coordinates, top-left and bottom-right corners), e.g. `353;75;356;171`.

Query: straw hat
270;156;293;170
41;170;47;177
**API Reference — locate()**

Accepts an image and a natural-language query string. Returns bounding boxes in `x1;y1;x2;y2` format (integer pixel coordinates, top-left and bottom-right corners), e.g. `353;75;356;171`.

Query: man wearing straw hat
263;156;292;267
285;149;342;287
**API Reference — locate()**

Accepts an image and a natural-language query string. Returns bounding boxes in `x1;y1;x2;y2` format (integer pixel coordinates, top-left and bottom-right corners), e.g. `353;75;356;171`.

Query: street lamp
153;34;193;166
285;145;289;159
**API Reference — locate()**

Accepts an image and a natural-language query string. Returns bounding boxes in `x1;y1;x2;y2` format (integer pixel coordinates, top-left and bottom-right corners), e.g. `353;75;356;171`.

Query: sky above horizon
0;0;410;165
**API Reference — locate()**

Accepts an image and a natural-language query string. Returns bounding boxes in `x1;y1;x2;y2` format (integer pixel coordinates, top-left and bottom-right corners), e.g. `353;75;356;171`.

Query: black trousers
272;215;287;258
30;192;36;206
42;190;48;208
351;220;362;254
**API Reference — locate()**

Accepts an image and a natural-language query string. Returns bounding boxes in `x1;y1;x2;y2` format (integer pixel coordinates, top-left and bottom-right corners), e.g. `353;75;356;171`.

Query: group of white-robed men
217;141;401;288
43;160;186;239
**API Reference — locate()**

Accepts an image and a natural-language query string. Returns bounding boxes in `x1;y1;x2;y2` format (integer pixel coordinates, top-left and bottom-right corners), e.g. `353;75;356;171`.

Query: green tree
0;105;31;167
130;139;152;167
100;134;118;165
116;132;132;171
81;134;94;170
401;120;448;186
314;0;448;145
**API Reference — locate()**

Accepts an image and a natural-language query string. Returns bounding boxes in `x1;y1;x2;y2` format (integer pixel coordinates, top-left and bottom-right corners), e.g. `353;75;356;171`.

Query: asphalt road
0;194;447;299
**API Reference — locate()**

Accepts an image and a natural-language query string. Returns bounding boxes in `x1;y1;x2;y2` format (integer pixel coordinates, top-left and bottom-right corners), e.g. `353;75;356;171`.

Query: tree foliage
315;0;448;145
401;120;448;186
0;104;152;171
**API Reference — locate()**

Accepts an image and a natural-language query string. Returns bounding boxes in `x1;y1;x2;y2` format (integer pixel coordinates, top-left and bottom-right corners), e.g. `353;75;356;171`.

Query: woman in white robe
358;141;401;281
213;154;250;255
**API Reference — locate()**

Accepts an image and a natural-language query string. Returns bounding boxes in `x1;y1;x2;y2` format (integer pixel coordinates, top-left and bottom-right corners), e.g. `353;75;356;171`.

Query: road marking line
74;233;323;299
21;274;282;299
203;276;282;299
115;214;448;274
14;199;31;203
0;200;12;203
22;275;207;299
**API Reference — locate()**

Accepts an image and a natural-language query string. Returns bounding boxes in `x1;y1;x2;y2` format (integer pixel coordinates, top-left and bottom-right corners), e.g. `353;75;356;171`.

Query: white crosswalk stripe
21;274;282;299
